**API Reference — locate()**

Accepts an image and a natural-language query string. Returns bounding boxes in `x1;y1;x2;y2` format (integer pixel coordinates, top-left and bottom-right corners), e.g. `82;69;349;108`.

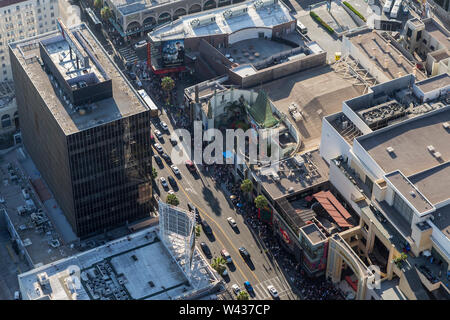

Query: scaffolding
332;56;377;94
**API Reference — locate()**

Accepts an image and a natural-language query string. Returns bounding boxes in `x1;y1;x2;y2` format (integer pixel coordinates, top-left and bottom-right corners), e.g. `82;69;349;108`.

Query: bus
383;0;393;13
137;89;159;117
390;0;403;18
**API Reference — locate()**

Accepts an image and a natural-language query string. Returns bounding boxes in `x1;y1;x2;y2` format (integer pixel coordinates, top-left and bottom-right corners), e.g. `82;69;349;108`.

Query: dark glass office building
9;22;152;237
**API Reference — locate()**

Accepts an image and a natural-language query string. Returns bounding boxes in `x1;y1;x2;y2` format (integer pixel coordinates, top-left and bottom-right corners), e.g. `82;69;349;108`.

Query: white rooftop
18;226;218;300
149;0;293;41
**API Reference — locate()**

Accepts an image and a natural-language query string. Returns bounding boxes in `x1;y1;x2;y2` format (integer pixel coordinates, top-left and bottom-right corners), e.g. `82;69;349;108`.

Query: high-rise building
0;0;59;82
9;21;153;238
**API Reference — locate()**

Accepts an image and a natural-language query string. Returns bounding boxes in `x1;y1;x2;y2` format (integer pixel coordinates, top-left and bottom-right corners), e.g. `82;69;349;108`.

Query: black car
239;247;250;259
201;220;213;235
161;152;172;164
154;155;163;166
168;176;177;188
200;242;212;258
128;72;137;80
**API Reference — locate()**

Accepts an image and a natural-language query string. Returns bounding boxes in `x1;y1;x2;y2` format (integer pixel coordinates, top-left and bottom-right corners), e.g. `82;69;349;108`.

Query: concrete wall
319;113;353;164
228;27;272;44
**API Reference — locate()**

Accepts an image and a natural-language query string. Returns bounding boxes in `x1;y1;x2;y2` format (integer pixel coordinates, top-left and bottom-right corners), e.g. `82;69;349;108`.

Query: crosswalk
252;276;293;300
118;47;139;64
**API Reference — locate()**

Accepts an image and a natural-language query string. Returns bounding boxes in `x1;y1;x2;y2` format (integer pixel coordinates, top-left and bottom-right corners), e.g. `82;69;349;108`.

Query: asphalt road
150;104;299;300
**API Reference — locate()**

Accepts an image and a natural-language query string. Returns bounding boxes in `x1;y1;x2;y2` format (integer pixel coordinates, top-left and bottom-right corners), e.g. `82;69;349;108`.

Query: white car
168;189;175;195
231;284;241;295
222;268;228;277
154;143;163;153
133;40;147;49
227;217;237;228
171;165;180;176
160;177;168;188
154;130;162;138
160;121;169;131
267;285;278;298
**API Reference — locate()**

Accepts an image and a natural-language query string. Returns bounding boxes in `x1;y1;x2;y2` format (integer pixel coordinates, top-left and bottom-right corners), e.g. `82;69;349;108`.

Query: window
1;114;11;128
393;192;414;225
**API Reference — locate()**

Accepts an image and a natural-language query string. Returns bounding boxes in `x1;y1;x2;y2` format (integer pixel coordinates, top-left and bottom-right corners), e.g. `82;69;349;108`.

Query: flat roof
18;227;216;300
409;161;450;205
300;223;327;244
385;171;434;214
0;0;27;9
432;205;450;240
149;0;293;41
9;24;148;135
424;19;450;50
415;73;450;93
357;108;450;177
346;29;427;81
257;149;329;201
109;0;170;15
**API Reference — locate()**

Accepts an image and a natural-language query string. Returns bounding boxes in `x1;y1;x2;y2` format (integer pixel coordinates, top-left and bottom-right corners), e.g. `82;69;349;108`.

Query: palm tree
93;0;103;10
161;76;175;106
166;194;179;206
211;256;226;275
195;225;201;237
152;167;158;179
100;6;112;21
237;291;249;300
254;195;268;210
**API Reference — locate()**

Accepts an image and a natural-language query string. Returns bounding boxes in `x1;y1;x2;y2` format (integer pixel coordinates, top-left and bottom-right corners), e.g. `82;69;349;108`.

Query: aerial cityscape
0;0;448;304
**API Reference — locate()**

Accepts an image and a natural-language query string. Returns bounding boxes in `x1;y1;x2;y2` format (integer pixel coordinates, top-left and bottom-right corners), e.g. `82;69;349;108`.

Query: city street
149;103;299;300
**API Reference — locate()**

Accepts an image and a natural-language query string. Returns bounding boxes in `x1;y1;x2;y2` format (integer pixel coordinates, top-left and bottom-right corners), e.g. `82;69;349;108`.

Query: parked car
200;242;212;258
221;249;232;264
244;281;254;295
231;284;241;295
160;121;169;132
227;217;237;228
133;40;147;49
170;136;178;145
154;129;163;139
168;176;177;188
201;220;213;235
160;177;168;188
154;155;163;166
154;143;163;153
170;165;180;176
239;247;250;259
185;160;196;172
161;152;172;164
267;285;279;298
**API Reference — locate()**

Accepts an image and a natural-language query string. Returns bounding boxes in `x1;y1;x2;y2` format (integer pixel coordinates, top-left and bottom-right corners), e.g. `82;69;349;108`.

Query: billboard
161;39;185;67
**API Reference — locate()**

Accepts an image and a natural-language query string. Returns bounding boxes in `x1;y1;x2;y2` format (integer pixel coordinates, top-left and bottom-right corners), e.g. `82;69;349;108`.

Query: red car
185;160;196;172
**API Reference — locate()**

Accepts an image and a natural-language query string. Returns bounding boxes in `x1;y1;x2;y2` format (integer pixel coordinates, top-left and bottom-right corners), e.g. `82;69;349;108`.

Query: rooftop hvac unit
443;122;450;130
427;145;435;152
190;15;216;28
341;120;348;129
386;146;395;154
409;191;416;197
433;152;442;159
254;0;276;10
223;5;249;19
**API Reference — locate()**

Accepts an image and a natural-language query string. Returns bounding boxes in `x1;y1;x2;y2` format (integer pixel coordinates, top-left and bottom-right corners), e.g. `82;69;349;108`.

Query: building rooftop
424;18;450;50
408;161;450;206
357;107;450;177
346;29;427;81
432;205;450;240
300;223;327;245
18;226;217;300
110;0;174;15
9;23;148;135
0;0;27;9
256;149;329;201
149;0;293;41
415;73;450;93
385;171;434;214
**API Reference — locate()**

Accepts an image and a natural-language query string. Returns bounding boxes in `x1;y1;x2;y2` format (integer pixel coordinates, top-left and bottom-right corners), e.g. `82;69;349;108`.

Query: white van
296;20;308;34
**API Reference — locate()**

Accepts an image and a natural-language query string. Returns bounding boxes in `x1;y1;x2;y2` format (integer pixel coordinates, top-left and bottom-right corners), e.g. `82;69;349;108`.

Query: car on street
154;143;163;153
168;176;177;188
133;40;147;49
267;285;279;298
170;136;178;145
150;133;155;143
201;220;213;235
128;72;137;81
154;129;163;139
221;249;232;264
231;284;241;295
244;281;254;295
171;165;180;176
161;152;172;164
200;242;212;258
222;268;228;277
160;121;169;132
185;160;196;172
239;247;250;259
227;217;237;228
160;177;168;188
154;155;163;167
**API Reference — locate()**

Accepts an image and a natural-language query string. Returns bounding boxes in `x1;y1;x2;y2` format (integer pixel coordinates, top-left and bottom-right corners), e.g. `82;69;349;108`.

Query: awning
313;191;353;228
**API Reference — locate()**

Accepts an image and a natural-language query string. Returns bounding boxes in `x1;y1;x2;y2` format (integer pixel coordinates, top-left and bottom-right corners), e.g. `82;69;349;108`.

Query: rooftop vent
409;190;416;197
427;145;435;152
443;122;449;130
386;146;395;154
433;152;442;159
